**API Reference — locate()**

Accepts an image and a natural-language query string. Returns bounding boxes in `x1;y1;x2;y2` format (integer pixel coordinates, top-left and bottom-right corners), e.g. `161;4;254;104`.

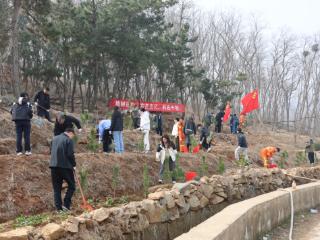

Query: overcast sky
194;0;319;36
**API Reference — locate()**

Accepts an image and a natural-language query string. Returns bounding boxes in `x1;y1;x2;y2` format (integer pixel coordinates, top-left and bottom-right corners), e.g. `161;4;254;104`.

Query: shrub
80;111;91;127
104;197;114;207
295;151;306;166
143;164;150;197
79;167;89;193
278;150;289;169
87;128;99;153
14;214;49;228
197;155;209;177
173;154;185;181
236;154;249;167
112;165;120;198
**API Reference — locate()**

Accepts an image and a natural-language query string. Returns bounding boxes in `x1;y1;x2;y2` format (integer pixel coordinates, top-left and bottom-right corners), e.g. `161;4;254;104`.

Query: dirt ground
0;107;318;225
266;210;320;240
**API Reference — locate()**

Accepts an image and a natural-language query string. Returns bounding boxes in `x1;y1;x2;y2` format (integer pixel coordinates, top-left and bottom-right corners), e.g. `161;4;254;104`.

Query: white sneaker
172;181;176;184
158;179;163;184
17;152;23;156
25;151;32;156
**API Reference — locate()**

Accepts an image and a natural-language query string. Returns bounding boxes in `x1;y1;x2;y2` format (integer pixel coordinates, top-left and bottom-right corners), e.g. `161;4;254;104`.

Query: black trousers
51;168;76;210
133;118;140;129
37;107;51;122
215;123;222;133
308;152;315;164
15;121;31;153
156;126;163;136
102;129;112;153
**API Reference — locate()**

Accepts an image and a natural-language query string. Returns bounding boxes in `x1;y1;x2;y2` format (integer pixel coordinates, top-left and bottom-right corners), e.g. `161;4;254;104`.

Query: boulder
148;191;166;200
0;226;33;240
62;216;79;233
130;214;149;232
200;184;214;199
188;195;200;211
164;193;175;209
175;195;187;208
91;207;111;223
210;195;225;205
199;196;209;208
41;223;65;240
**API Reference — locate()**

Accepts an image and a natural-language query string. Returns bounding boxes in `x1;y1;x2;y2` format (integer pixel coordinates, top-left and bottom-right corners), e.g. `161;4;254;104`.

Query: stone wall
1;167;320;240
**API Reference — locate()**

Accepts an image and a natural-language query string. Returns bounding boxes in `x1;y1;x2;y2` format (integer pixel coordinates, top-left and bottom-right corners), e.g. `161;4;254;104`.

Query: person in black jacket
50;128;76;211
34;87;52;122
155;113;163;136
110;106;124;153
215;109;225;133
11;92;33;155
234;128;249;163
54;112;82;136
184;117;196;152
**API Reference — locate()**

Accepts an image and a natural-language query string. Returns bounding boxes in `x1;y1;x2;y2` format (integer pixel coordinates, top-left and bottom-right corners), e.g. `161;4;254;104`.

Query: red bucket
185;171;197;181
267;163;278;169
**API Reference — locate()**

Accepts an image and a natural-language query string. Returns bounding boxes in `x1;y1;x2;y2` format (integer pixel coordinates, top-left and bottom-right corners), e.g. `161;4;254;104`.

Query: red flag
241;89;259;114
223;102;231;122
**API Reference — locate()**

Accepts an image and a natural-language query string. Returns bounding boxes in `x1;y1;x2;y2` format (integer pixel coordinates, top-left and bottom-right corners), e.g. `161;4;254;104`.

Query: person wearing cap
50;128;76;211
235;128;249;163
305;139;315;166
54;112;82;136
10;92;33;155
34;87;52;122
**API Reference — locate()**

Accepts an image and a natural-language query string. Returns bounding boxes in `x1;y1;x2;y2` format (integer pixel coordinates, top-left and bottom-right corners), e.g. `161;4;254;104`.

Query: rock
62;216;79;233
200;184;214;199
91;207;111;223
200;176;209;184
183;190;190;197
41;223;65;240
200;196;209;208
148;191;166;200
210;195;225;205
188;195;200;211
141;199;155;213
164;193;175;209
215;191;227;199
175;195;186;208
142;201;168;223
168;207;180;221
0;226;33;240
130;214;149;232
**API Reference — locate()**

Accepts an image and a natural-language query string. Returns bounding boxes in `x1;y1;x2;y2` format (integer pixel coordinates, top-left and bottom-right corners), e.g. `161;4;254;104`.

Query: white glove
78;128;82;133
35;102;38;106
73;166;76;171
47;109;50;112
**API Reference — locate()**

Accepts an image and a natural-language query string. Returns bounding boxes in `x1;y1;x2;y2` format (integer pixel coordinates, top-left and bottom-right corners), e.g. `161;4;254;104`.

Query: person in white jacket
171;118;180;151
139;108;151;153
156;135;177;184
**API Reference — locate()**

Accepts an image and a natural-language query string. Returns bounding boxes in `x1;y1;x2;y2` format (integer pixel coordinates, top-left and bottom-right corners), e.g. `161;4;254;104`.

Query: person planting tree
50;128;76;211
260;146;281;168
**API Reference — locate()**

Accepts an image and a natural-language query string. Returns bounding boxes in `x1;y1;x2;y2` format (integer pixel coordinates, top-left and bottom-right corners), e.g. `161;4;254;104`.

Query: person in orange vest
239;113;246;128
260;147;280;168
178;118;186;152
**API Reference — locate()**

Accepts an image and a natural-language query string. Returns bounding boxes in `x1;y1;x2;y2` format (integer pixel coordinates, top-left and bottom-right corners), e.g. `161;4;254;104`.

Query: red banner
108;99;185;113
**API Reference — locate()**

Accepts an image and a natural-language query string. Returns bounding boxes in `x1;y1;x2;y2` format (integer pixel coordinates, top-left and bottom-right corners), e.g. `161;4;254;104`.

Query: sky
194;0;320;36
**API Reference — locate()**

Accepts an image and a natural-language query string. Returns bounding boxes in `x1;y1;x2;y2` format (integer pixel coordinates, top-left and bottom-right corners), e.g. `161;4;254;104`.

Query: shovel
74;170;94;212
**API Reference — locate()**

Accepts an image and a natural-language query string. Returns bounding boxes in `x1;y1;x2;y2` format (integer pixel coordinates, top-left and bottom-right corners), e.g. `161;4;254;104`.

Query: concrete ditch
1;166;320;240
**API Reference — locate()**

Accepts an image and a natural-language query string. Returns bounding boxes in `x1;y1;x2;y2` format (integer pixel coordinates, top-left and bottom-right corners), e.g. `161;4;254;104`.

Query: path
269;210;320;240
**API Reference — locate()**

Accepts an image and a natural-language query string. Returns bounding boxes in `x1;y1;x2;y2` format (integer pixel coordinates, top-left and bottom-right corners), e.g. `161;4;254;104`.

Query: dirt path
268;210;320;240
